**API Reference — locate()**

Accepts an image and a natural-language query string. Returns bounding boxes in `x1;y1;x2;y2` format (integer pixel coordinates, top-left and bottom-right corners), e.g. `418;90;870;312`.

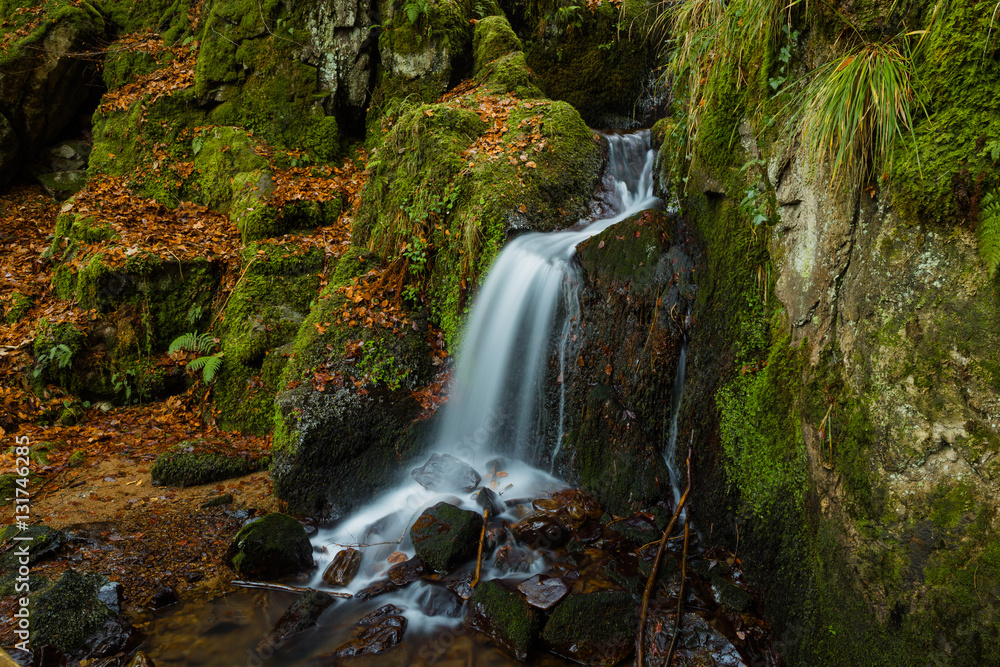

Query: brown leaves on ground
464;96;550;171
99;30;198;114
336;269;410;331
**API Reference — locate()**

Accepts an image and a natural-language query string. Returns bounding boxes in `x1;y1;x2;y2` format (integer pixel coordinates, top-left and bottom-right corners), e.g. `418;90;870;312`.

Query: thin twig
230;580;352;598
637;447;692;666
664;515;691;666
471;508;489;589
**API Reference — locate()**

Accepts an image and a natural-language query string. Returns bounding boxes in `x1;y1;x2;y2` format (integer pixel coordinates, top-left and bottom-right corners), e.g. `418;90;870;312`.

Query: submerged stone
410;502;483;573
643;609;745;667
224;513;313;579
411;453;482;492
465;580;541;661
322;548;362;587
387;555;426;586
259;589;335;652
542;590;637;665
417;584;464;617
334;604;408;657
355;579;399;601
517;574;569;610
511;514;571;549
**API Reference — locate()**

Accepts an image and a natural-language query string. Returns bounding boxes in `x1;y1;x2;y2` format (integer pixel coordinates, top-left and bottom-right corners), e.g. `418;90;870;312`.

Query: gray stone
411;453;481;492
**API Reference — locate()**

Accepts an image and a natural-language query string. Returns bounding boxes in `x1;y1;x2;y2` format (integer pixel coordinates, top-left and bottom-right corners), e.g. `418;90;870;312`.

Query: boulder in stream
411;453;482;492
224;513;313;578
643;609;746;667
322;547;362;587
410;502;483;573
465;580;542;661
258;589;336;653
542;590;637;665
517;574;569;610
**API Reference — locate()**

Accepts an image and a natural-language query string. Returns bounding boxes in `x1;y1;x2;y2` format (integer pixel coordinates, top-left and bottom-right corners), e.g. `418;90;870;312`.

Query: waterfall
308;131;658;626
664;335;687;509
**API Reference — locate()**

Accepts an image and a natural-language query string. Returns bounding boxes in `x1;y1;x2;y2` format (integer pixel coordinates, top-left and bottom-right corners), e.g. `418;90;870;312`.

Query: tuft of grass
798;39;922;190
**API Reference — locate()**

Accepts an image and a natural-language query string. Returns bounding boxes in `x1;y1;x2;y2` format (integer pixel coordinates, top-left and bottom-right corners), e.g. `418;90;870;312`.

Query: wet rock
465;580;541;661
410;502;483;573
355;579;399;600
152;448;264;488
492;543;537;574
575;517;604;543
127;651;155;667
534;489;603;530
387;556;425;586
417;584;464;617
411;453;482;492
443;570;475;600
609;512;660;546
33;570;142;658
542;590;637;665
335;605;407;657
149;586;178;609
322;548;362;587
97;581;123;614
224;513;313;579
517;574;569;610
511;514;570;549
201;493;234;508
476;486;505;516
711;576;752;613
259;590;336;652
644;609;746;667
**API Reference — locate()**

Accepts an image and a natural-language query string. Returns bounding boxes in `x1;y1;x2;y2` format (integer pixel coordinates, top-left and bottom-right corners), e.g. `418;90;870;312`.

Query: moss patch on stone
150;443;267;487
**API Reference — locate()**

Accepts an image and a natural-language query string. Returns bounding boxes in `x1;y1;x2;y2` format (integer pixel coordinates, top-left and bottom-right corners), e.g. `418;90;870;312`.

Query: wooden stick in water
471;508;489;589
230;580;352;598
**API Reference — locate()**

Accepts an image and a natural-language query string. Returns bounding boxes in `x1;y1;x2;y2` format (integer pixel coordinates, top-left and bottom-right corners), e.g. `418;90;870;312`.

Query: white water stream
307;131;659;630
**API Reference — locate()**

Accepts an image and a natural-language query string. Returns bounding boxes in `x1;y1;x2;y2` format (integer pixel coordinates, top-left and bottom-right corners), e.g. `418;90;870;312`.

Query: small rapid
307;130;658;630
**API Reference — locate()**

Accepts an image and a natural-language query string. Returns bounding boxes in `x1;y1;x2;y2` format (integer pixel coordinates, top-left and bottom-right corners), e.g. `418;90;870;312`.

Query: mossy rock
224;512;313;579
32;570;141;658
151;445;266;487
541;590;637;665
473;15;523;76
464;579;541;660
409;501;483;573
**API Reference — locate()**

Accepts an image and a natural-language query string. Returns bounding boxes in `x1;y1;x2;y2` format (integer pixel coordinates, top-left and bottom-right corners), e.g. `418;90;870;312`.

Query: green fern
186;354;223;384
168;332;217;354
978;189;1000;278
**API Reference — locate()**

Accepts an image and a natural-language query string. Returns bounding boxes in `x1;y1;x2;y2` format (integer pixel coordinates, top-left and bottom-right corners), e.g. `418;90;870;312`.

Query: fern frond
168;332;216;354
978;189;1000;278
186;353;223;383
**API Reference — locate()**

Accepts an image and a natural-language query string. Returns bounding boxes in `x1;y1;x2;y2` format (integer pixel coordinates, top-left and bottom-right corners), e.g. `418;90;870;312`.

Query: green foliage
769;23;800;93
403;0;430;24
169;332;223;383
978;189;1000;277
32;344;73;378
799;38;924;189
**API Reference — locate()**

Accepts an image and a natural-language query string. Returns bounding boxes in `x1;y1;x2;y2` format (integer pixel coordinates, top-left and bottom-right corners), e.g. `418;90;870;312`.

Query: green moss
2;291;33;324
150;442;267;487
410;502;482;572
473;15;522;75
889;0;1000;225
541;590;636;660
191;126;269;210
33;570;114;656
467;580;541;658
68;450;86;467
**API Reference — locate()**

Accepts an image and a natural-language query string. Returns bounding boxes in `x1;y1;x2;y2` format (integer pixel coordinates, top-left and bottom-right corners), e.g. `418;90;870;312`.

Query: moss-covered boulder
150;444;266;487
0;525;63;596
465;579;541;660
33;570;141;658
473;16;523;76
541;590;636;665
557;208;689;514
410;501;483;573
224;512;313;578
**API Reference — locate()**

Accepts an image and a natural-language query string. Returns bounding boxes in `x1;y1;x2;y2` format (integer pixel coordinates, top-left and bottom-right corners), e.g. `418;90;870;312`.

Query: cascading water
308;130;658;629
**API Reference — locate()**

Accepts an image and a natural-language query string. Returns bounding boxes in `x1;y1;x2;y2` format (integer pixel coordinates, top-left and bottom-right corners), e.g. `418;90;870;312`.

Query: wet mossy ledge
658;0;1000;663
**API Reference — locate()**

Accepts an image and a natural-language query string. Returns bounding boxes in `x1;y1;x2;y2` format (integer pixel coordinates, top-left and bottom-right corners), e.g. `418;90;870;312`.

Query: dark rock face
559;208;693;515
224;513;313;578
322;547;362;587
511;514;570;549
410;502;483;574
258;589;336;652
542;590;637;665
416;584;464;617
387;556;425;586
355;579;399;601
476;486;505;516
334;604;408;657
411;453;482;492
465;580;541;661
32;570;142;658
